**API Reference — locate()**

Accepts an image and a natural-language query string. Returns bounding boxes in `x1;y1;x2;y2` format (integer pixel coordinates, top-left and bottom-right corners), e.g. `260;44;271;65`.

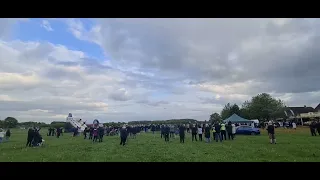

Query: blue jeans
215;133;222;142
206;137;211;143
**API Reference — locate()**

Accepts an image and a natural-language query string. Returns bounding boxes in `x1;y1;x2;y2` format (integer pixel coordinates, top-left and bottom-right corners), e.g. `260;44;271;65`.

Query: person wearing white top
198;126;203;141
231;124;236;138
292;122;296;130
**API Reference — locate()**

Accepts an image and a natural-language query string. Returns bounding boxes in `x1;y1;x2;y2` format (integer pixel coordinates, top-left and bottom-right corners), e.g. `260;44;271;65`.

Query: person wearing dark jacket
214;123;222;142
317;121;320;135
73;127;79;137
160;125;164;138
204;125;211;143
84;127;88;139
5;129;11;141
226;121;233;140
132;126;137;139
310;121;317;136
151;125;156;134
26;128;34;147
89;127;93;140
120;126;128;146
179;125;186;143
191;125;197;142
267;122;276;144
56;128;61;138
164;125;170;142
98;127;104;142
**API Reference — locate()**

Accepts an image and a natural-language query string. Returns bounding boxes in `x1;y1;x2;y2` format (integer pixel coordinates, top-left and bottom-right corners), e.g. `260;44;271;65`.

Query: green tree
242;93;285;122
4;117;18;128
221;103;241;120
0;120;3;128
210;113;221;124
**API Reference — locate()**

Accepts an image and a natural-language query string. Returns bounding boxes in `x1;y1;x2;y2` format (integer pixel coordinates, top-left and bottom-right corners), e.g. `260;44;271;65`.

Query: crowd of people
155;122;237;143
47;127;63;138
18;119;320;148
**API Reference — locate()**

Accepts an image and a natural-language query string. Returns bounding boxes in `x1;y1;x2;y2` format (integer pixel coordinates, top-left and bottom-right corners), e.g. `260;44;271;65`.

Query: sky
0;18;319;123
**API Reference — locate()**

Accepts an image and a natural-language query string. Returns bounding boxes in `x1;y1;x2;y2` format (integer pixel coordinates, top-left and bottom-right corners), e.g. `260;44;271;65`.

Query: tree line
209;93;286;123
0;93;286;129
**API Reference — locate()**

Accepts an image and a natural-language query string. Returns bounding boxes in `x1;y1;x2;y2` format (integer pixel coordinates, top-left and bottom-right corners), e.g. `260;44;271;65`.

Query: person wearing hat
266;122;276;144
120;126;128;146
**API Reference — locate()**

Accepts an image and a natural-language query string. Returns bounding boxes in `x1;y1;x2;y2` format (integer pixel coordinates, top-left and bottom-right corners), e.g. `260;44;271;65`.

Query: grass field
0;127;320;162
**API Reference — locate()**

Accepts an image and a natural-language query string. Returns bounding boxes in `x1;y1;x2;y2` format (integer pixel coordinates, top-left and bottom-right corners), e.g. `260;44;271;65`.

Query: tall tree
221;103;241;120
4;117;18;128
210;113;222;124
243;93;285;122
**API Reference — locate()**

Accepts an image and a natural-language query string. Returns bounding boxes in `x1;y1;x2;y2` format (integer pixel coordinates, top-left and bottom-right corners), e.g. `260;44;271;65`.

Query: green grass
1;127;320;162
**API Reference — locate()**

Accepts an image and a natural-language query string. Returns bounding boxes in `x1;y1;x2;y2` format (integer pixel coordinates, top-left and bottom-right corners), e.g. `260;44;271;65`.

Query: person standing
220;122;226;140
316;121;320;135
26;128;34;147
84;127;88;139
151;124;156;135
214;123;222;142
204;124;211;143
170;125;175;139
179;125;186;143
164;125;170;142
197;125;203;141
310;121;317;136
98;126;104;142
132;125;137;139
231;123;236;139
120;126;128;146
211;126;216;141
56;128;61;138
267;122;276;144
5;129;11;141
191;125;198;142
292;122;297;130
226;121;233;140
186;124;190;133
92;128;98;142
89;127;93;140
160;125;164;139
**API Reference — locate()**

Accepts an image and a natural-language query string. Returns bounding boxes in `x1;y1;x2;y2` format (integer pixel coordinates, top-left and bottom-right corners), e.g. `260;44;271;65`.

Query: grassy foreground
0;127;320;162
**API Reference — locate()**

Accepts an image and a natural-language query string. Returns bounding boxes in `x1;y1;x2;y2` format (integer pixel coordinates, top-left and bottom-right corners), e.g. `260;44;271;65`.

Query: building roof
285;106;316;116
315;103;320;111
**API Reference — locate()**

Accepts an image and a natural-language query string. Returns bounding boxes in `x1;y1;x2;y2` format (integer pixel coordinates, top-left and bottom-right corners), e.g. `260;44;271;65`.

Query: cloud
1;18;320;123
41;20;54;31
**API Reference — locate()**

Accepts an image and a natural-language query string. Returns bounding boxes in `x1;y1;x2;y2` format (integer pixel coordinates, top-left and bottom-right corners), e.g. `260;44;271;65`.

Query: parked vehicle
236;126;260;135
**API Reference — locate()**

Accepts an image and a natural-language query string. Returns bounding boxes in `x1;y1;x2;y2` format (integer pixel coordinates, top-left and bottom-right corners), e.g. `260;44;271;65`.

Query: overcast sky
0;18;319;123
